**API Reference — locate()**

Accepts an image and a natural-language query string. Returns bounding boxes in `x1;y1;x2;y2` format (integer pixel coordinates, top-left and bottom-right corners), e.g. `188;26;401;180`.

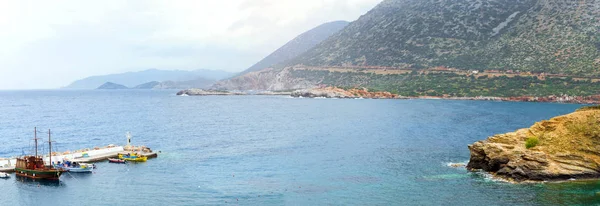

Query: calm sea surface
0;90;597;205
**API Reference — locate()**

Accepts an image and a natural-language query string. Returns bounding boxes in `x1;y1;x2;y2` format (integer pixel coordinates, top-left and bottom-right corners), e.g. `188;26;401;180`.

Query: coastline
413;95;600;104
176;88;599;104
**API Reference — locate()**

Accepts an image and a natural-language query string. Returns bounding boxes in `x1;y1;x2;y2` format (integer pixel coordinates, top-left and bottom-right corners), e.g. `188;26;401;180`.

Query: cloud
0;0;382;89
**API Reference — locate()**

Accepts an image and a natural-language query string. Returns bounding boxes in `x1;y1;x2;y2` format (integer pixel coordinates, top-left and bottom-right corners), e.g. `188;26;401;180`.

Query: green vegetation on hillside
525;136;539;149
284;0;600;76
290;69;600;97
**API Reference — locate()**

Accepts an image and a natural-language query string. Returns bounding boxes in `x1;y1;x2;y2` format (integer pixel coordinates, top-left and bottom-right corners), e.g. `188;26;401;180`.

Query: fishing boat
0;172;9;178
54;161;94;173
108;158;126;163
118;153;147;162
15;128;66;180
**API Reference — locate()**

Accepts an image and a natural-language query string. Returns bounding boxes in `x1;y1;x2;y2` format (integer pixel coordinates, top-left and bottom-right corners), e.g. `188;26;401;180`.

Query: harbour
0;90;592;205
0;130;158;174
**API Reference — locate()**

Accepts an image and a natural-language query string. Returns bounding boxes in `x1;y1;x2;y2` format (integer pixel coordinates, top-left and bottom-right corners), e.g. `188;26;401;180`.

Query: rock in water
467;105;600;182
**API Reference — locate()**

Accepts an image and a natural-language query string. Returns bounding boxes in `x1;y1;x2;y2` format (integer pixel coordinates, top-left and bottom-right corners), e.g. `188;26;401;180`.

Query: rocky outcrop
291;87;400;99
176;89;244;96
467;106;600;182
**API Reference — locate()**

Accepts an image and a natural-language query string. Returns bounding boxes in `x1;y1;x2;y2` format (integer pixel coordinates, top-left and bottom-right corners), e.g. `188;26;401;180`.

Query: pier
0;131;158;172
0;144;158;172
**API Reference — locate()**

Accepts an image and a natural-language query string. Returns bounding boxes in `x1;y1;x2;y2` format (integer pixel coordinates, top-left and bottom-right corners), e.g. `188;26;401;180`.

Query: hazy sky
0;0;382;89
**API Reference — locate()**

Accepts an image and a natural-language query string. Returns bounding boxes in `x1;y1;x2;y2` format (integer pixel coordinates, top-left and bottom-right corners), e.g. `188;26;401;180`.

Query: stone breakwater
291;87;400;99
467;106;600;182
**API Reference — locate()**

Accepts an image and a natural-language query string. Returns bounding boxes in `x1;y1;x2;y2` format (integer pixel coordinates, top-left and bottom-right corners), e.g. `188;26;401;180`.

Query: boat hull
0;172;9;178
118;154;147;162
55;165;93;173
15;168;63;180
108;159;126;163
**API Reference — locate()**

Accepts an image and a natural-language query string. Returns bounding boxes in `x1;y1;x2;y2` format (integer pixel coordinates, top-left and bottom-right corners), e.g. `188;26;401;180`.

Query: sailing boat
15;128;65;180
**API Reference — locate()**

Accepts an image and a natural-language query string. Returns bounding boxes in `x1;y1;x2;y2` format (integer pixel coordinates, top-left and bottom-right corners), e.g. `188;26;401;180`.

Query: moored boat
15;128;65;180
118;153;147;162
0;172;9;178
108;158;126;163
54;161;94;173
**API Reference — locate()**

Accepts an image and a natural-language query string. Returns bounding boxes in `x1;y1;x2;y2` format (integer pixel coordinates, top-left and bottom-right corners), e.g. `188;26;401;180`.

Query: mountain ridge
236;20;349;76
65;69;234;89
283;0;599;75
214;0;600;97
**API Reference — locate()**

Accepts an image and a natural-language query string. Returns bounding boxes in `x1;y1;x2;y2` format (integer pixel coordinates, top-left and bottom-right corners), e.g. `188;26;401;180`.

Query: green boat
15;128;65;180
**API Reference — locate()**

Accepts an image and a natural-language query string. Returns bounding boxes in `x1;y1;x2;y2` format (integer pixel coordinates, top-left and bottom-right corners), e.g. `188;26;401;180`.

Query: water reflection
15;176;63;187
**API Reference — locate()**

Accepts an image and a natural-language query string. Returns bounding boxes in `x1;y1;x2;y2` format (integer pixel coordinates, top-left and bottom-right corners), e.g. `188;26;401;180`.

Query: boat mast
48;129;52;166
34;127;38;157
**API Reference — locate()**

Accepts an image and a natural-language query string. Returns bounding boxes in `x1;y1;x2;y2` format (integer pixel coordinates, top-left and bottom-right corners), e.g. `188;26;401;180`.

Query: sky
0;0;383;89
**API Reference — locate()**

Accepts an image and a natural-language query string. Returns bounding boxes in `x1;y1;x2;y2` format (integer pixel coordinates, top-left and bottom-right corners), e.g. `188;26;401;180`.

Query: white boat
0;172;9;178
54;162;94;173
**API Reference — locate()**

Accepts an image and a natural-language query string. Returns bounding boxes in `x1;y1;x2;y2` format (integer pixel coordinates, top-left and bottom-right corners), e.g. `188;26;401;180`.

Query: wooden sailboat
15;128;65;180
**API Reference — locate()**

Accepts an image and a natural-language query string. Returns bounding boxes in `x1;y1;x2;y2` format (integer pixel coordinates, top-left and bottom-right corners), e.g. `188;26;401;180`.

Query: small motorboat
108;158;126;164
118;153;147;162
54;161;94;173
0;172;10;178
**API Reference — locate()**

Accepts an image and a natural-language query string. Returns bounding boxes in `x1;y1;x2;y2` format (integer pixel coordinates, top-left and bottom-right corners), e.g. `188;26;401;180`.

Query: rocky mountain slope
215;0;600;95
237;21;349;76
467;105;600;182
286;0;600;75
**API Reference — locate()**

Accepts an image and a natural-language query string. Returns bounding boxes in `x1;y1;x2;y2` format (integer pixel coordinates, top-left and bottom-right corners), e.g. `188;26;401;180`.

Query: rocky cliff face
467;106;600;182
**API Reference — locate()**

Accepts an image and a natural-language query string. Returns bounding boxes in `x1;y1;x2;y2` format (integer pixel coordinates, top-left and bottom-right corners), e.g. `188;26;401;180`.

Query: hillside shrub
525;136;539;149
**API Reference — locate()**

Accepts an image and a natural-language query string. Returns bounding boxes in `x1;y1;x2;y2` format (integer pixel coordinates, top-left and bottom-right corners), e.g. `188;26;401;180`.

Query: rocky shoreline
467;106;600;183
290;87;399;99
421;95;600;104
176;88;600;104
176;89;244;96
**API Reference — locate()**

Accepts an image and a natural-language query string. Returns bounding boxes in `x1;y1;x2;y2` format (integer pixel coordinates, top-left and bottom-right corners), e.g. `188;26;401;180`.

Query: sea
0;90;597;206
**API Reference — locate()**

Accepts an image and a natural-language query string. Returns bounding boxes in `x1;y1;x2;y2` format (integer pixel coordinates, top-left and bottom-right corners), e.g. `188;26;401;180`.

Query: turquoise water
0;90;597;205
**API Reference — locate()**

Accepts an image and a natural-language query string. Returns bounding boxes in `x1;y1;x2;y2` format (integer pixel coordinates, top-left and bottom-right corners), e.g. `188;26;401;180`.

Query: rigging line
66;171;81;182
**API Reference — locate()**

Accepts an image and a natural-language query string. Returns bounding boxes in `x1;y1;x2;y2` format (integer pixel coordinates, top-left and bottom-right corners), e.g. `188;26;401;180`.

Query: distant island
467;105;600;183
97;82;128;89
66;69;234;89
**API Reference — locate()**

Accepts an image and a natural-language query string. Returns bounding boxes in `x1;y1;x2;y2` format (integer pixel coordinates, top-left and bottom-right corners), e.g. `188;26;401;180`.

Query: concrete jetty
0;144;159;172
0;159;15;172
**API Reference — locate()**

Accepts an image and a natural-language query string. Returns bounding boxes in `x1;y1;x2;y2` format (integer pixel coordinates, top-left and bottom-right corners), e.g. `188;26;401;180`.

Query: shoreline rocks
467;106;600;182
176;89;245;96
291;87;400;99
